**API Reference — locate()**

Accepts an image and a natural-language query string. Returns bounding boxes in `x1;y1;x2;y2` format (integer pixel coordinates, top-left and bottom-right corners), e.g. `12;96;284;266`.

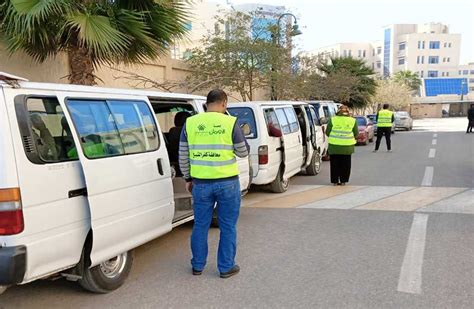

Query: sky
214;0;474;63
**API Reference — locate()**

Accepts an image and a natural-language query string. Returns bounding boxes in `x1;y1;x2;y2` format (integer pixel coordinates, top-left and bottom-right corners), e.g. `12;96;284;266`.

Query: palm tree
317;57;377;108
0;0;189;85
393;70;422;92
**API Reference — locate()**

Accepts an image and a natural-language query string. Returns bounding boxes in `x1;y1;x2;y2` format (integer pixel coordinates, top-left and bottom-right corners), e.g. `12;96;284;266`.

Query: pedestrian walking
373;103;395;152
179;89;249;278
326;105;358;186
466;103;474;133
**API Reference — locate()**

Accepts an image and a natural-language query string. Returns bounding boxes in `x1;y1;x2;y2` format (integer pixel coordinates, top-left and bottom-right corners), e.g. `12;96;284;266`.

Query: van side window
275;108;290;134
67;100;159;159
263;108;282;137
323;106;330;118
25;97;77;163
283;107;299;133
308;106;320;126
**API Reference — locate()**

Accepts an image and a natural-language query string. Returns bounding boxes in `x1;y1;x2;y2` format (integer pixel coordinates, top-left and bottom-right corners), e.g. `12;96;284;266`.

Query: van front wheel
270;168;289;193
79;251;134;293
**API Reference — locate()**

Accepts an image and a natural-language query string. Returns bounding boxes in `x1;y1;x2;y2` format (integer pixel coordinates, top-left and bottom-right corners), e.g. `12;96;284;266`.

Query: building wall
410;103;443;118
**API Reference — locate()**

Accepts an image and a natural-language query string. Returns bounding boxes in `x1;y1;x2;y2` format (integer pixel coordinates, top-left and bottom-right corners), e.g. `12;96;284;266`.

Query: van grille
22;135;36;153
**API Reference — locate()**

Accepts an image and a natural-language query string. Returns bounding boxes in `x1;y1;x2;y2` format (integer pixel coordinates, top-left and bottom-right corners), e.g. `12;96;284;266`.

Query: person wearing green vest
326;105;358;186
374;103;395;152
179;89;249;279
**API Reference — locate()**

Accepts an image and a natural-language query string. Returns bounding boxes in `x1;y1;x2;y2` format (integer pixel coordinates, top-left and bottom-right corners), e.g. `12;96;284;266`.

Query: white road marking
397;213;429;295
421;166;434;186
428;149;436;158
433;133;438;137
432;139;437;145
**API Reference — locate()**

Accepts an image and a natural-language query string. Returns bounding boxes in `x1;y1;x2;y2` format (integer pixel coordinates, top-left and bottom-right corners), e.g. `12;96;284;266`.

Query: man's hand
186;181;193;193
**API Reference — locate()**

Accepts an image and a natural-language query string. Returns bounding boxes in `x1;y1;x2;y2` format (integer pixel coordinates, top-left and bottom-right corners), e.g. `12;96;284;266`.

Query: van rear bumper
0;245;26;285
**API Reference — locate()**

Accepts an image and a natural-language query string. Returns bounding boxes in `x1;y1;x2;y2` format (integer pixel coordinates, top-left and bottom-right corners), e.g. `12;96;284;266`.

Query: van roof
228;101;308;107
306;100;336;104
0;80;206;100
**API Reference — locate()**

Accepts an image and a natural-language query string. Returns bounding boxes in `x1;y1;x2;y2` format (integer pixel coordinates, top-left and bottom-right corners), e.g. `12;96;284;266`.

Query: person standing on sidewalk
373;103;395;152
326;105;358;186
466;103;474;133
179;89;249;278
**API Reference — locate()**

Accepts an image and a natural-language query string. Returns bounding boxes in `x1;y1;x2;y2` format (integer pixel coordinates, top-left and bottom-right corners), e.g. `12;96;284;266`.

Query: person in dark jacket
466;104;474;133
326;105;358;185
168;111;191;175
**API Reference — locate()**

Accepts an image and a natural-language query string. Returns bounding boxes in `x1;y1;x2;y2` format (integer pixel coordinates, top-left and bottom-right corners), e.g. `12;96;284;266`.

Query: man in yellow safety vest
374;103;395;152
179;89;249;279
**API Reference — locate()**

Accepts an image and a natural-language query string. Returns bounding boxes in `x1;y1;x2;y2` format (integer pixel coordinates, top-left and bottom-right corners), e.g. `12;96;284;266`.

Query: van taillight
0;188;24;235
258;145;268;165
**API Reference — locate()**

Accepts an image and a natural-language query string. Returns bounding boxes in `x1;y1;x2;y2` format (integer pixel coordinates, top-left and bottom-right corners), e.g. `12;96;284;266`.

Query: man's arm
325;119;332;136
178;124;191;182
376;112;379;122
352;120;359;137
391;114;395;123
232;121;249;158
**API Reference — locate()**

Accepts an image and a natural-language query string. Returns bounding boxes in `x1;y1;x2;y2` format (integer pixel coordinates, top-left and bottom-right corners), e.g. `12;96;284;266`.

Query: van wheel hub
99;253;128;279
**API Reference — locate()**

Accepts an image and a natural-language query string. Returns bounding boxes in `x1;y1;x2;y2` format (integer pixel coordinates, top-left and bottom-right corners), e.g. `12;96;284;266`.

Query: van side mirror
320;117;328;125
240;123;251;136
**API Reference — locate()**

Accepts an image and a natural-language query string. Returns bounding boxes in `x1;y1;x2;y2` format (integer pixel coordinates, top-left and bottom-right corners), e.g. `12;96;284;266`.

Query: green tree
185;10;286;101
372;79;412;112
393;70;422;92
316;57;377;108
0;0;189;85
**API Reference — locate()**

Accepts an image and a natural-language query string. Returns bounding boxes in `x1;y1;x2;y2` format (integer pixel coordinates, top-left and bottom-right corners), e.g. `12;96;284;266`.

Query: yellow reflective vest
328;116;356;146
377;109;393;127
186;112;239;179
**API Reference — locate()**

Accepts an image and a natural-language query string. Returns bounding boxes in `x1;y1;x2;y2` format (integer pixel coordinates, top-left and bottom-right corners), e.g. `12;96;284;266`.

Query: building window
463;70;469;75
363;50;366;57
398;57;405;65
418;41;421;49
421;56;424;64
469;78;474;83
417;56;420;64
428;56;439;64
444;42;447;47
442;72;445;77
399;42;406;50
420;70;424;77
459;70;462;75
343;50;347;57
446;72;450;76
428;71;438;78
422;41;425;49
372;63;375;69
429;41;440;49
447;57;450;62
377;47;382;54
376;61;381;69
348;50;352;57
372;49;375;56
470;70;474;75
448;43;452;47
470;87;474;92
442;57;446;62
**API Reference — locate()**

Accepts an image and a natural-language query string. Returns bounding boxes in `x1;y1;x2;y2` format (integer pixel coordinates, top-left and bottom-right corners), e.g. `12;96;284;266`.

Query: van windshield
227;107;257;139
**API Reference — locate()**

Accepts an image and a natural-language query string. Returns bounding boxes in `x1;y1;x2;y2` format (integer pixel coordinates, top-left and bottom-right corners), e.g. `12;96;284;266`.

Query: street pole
270;13;302;101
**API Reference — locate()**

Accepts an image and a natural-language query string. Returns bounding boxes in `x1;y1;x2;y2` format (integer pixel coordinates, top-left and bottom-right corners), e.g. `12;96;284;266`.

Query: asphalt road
1;118;473;308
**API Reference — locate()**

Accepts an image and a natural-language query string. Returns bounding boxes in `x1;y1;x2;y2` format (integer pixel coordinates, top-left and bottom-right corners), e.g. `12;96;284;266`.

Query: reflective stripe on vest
186;112;239;179
377;109;393;127
328;116;356;146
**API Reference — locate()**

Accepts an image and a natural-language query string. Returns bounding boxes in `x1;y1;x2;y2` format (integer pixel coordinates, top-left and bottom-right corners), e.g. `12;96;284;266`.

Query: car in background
394;111;413;131
367;114;395;134
355;116;375;145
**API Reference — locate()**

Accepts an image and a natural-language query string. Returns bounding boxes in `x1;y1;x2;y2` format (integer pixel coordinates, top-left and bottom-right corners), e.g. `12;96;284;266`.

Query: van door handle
69;188;87;198
157;158;164;175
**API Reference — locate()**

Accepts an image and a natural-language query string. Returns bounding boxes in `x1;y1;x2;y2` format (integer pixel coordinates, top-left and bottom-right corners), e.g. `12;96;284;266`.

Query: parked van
0;75;250;294
227;101;322;193
306;100;341;158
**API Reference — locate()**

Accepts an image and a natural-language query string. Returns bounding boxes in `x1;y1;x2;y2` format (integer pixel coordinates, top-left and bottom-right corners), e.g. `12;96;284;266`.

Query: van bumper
0;245;26;285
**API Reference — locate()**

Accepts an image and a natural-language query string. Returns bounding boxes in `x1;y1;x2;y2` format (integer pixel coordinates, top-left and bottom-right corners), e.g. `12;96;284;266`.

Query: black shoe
220;265;240;278
192;268;202;276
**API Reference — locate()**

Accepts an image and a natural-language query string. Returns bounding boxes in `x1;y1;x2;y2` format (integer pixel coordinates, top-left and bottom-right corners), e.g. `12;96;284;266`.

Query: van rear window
67;100;159;159
227;107;257;139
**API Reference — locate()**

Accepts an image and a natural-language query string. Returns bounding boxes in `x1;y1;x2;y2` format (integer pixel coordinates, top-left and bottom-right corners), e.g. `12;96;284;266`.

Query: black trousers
467;120;473;133
375;127;392;150
330;154;352;184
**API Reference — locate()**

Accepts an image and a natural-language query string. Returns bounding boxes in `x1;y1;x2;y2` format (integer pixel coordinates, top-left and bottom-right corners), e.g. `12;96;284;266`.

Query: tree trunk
67;34;96;85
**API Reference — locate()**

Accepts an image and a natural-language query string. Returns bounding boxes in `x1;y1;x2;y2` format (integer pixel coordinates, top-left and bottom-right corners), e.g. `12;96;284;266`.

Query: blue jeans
191;178;241;273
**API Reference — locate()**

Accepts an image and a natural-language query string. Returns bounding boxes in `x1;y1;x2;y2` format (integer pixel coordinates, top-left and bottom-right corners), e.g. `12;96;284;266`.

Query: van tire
270;168;289;193
306;150;321;175
0;285;7;295
79;250;134;294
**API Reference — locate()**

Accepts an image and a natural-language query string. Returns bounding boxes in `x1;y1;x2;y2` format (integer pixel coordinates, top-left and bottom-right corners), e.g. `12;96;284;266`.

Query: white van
227;101;322;193
306;100;341;158
0;76;249;294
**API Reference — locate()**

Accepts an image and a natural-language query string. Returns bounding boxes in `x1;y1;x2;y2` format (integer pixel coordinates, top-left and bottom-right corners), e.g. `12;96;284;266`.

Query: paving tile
418;189;474;214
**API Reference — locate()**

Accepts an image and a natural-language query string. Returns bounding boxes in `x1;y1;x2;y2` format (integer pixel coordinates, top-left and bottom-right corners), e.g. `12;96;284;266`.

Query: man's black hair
383;103;390;109
206;89;227;105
